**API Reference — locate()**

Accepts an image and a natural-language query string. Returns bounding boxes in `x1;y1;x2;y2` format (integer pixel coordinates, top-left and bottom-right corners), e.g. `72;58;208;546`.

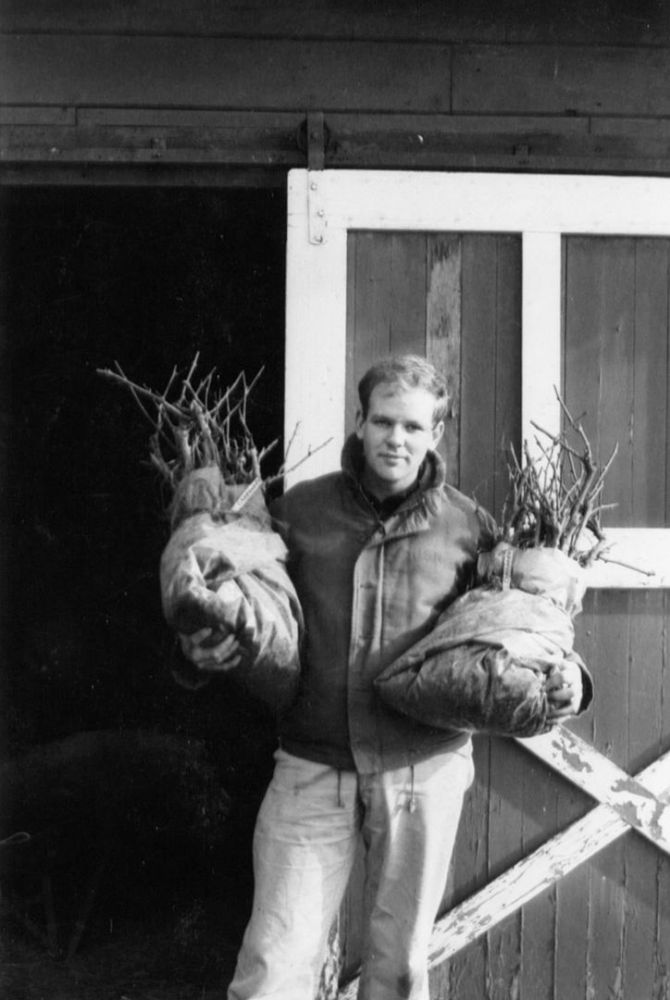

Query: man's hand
179;627;242;674
546;659;583;722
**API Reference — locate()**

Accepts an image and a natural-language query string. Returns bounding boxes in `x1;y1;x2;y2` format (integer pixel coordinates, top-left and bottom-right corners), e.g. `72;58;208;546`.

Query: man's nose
387;423;404;446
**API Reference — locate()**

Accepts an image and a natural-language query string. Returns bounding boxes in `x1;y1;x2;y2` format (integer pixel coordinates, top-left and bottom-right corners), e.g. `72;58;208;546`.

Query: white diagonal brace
338;747;670;998
517;726;670;856
426;745;670;969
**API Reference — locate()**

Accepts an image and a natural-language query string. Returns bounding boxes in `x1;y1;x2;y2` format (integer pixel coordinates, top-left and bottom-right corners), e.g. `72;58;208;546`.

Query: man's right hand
179;627;242;674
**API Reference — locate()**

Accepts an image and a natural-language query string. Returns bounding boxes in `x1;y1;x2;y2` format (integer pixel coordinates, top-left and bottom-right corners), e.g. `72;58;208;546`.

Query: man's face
356;384;444;499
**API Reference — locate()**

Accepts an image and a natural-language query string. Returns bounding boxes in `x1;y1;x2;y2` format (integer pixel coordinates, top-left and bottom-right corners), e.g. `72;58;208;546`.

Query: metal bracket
296;112;329;244
307;170;327;245
306;111;326;171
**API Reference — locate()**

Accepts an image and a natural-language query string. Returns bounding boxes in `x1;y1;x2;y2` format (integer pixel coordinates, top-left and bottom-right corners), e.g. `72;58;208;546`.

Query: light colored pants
227;744;474;1000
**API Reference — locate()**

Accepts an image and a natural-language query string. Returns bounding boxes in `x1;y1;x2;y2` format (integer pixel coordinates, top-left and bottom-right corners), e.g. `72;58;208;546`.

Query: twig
502;389;619;566
98;358;329;506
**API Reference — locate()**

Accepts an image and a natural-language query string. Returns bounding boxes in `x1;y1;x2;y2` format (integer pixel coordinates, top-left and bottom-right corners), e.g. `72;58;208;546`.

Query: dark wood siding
563;236;670;529
2;2;670;180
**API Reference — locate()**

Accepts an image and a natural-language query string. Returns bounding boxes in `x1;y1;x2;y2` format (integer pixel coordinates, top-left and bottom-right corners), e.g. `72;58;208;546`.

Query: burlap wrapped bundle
375;542;586;737
161;467;303;710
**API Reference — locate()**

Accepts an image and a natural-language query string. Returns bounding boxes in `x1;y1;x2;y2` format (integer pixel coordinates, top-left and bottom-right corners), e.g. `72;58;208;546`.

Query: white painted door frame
285;169;670;588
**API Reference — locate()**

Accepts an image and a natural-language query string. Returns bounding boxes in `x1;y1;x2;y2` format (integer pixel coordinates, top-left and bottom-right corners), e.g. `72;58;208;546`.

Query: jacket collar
340;433;446;513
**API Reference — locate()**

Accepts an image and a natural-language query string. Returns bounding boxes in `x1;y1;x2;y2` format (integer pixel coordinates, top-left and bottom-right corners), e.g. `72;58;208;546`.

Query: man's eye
405;424;422;433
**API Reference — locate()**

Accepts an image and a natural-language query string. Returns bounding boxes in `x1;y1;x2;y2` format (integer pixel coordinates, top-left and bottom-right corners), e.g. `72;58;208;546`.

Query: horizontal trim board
591;116;670;138
0;105;75;124
77;108;303;128
1;1;669;46
0;34;452;111
288;170;670;235
75;109;592;135
4;120;670;174
0;164;286;186
453;45;670;115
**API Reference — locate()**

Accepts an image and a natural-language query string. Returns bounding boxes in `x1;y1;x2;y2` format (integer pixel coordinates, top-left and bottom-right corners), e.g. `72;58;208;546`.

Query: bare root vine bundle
500;391;618;564
98;357;314;711
376;395;609;738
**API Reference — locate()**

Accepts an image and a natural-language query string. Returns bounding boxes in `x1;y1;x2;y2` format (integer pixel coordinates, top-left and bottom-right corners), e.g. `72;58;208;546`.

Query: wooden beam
4;109;670;177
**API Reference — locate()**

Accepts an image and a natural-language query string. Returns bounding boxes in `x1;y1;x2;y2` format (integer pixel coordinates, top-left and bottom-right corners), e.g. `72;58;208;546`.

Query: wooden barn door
284;171;670;1000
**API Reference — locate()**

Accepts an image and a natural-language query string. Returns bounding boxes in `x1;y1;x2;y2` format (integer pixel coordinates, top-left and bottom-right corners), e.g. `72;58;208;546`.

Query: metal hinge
307;170;327;245
297;112;329;244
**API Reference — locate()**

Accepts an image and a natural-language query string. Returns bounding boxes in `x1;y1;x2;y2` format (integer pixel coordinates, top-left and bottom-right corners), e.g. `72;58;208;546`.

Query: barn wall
1;1;670;182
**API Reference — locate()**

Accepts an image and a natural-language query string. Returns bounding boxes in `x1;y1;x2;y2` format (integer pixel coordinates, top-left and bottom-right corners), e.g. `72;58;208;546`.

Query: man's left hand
546;659;583;721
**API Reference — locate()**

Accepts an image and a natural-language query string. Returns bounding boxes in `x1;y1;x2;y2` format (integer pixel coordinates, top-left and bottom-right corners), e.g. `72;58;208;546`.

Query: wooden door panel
340;224;670;999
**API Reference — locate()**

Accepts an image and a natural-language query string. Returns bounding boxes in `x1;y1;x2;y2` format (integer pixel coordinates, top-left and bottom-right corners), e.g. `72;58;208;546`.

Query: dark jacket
271;436;497;773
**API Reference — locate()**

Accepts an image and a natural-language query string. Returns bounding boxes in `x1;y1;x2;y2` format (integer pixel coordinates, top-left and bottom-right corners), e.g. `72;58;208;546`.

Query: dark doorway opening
0;185;286;994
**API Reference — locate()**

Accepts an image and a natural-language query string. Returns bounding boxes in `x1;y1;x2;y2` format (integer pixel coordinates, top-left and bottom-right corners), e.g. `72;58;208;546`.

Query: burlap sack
375;543;586;736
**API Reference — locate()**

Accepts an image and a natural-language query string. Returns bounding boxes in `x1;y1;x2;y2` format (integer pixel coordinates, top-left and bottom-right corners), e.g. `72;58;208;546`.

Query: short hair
357;354;450;424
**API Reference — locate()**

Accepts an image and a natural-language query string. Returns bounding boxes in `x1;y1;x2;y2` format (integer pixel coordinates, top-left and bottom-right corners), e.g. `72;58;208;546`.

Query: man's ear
355;409;365;438
432;420;445;449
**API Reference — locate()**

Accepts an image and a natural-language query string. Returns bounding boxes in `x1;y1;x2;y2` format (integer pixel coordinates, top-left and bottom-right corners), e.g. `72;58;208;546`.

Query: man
181;355;586;1000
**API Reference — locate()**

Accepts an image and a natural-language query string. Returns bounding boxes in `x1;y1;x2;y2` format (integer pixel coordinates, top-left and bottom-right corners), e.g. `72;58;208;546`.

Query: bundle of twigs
98;355;325;500
499;390;618;567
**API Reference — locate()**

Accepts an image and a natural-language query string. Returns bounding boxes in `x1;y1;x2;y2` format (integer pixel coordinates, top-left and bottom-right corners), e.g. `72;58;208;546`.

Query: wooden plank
493;234;521;516
0;163;286;187
0;35;452;111
657;591;670;995
388;233;427;357
519;747;584;999
563;236;633;518
555;592;596;997
11;122;670;178
593;116;670;139
453;44;670;116
586;589;629;1000
0;0;505;41
459;234;499;506
426;234;462;484
555;864;590;997
1;0;667;45
345;232;394;436
0;106;75;124
598;240;636;525
486;739;525;1000
0;124;306;169
326;112;591;137
436;737;491;998
632;239;670;526
621;590;668;999
519;888;555;1000
77;108;301;128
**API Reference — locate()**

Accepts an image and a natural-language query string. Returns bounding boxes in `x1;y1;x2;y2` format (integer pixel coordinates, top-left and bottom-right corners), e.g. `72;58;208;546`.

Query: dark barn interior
0;184;287;996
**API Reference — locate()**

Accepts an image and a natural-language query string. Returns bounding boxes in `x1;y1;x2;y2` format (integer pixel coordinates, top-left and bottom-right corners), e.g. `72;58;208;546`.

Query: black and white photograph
1;4;669;999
